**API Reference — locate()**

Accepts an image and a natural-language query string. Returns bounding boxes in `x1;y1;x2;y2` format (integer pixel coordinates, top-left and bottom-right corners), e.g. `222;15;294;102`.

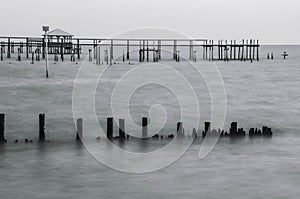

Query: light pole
42;26;49;78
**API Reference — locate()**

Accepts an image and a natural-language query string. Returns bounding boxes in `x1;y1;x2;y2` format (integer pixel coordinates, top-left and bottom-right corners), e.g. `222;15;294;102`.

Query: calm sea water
0;45;299;198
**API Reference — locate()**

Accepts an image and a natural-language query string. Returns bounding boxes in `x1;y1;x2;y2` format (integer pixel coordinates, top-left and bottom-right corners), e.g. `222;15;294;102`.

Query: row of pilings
0;113;272;144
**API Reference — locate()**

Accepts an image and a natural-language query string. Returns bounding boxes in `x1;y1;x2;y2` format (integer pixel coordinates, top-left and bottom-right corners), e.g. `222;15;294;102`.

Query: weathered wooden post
20;42;24;53
60;38;64;61
146;40;149;62
88;49;92;62
17;48;21;61
203;122;211;138
189;40;193;60
142;117;148;139
42;38;46;59
7;38;11;58
212;40;214;61
77;39;80;59
177;122;183;138
11;41;14;54
241;39;245;61
119;119;125;140
26;38;29;59
31;52;34;64
39;113;46;142
110;40;114;61
230;122;238;136
257;39;259;61
107;117;113;140
0;46;3;61
76;118;83;141
126;40;130;60
158;40;161;60
0;114;5;143
173;40;177;60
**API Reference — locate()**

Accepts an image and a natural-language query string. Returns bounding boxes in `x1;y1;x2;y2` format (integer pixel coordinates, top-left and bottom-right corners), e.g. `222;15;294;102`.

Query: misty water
0;45;299;198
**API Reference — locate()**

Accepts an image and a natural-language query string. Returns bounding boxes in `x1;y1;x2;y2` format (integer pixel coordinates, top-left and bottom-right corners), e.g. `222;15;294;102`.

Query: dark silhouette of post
203;122;211;138
39;113;46;142
76;118;83;141
126;40;130;60
0;114;5;143
107;118;113;140
230;122;238;136
177;122;183;138
142;117;148;139
119;119;125;140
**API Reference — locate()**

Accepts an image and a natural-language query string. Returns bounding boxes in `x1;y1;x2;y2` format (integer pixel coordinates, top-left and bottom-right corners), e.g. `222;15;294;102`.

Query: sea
0;45;299;199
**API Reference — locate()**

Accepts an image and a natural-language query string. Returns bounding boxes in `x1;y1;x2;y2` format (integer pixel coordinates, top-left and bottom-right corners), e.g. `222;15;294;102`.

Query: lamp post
42;26;49;78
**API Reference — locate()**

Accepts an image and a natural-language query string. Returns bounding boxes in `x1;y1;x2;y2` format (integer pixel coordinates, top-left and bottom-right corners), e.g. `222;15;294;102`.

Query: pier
0;35;260;63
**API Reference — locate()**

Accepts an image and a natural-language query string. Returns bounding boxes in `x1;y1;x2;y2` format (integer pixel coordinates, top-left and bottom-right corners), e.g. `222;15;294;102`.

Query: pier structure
0;36;260;63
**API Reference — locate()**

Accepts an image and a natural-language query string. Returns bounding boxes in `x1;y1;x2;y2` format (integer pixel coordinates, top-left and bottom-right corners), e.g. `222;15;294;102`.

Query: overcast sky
0;0;299;44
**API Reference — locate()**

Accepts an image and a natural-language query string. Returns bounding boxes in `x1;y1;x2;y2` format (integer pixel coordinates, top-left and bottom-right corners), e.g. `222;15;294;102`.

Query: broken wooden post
76;118;83;141
107;117;113;140
39;113;46;142
203;122;211;138
0;114;5;143
142;117;148;139
119;119;125;140
177;122;183;138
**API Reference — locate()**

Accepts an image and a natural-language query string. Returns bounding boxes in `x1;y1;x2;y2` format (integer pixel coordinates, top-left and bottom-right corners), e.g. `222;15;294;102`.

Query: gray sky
0;0;299;44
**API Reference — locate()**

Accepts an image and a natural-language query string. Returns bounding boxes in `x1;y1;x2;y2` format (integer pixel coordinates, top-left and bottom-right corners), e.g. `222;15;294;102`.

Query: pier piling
39;113;46;142
107;118;113;140
142;117;148;139
119;119;126;140
0;114;5;143
76;118;83;141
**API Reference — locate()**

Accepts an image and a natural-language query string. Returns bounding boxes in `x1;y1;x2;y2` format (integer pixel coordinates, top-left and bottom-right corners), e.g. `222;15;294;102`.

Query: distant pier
0;35;260;63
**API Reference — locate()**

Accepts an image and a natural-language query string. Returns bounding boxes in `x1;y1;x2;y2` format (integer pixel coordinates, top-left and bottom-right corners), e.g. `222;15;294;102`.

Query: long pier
0;36;260;62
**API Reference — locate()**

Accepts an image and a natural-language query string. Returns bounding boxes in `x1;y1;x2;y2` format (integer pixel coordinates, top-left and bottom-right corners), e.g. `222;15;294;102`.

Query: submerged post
142;117;148;139
76;118;83;141
107;117;113;140
39;113;46;142
0;114;5;143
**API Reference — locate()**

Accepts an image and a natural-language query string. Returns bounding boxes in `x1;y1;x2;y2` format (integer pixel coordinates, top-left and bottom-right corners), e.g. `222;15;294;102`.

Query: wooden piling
107;118;113;140
142;117;148;139
256;39;259;61
7;38;11;58
177;122;183;138
0;46;3;61
26;38;29;59
119;119;125;140
17;48;21;61
77;39;80;59
39;113;46;142
76;118;83;141
0;114;5;143
126;40;130;60
60;39;64;61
